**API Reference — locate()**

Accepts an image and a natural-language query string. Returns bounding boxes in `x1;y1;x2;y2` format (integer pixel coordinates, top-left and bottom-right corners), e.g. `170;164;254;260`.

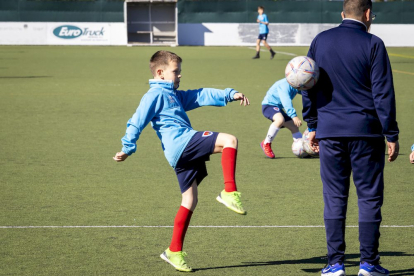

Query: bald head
343;0;372;18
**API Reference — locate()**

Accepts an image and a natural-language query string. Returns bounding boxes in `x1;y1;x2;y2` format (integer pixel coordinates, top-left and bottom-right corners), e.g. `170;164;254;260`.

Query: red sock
222;147;238;192
169;206;193;252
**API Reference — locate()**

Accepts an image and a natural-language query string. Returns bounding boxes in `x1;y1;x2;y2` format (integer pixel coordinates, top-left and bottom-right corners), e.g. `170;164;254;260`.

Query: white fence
178;23;414;47
0;22;413;47
0;22;127;45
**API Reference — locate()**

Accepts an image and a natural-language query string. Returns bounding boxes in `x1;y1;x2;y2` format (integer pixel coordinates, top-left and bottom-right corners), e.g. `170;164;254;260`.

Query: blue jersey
258;14;269;34
412;144;414;152
121;79;237;168
262;78;301;118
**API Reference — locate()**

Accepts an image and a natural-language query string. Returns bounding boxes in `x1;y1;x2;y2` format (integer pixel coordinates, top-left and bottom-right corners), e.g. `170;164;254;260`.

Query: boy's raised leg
214;133;246;215
161;181;197;272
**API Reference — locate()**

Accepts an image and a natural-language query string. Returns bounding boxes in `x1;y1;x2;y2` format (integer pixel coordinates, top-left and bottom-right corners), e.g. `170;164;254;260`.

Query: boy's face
156;61;181;89
258;8;263;15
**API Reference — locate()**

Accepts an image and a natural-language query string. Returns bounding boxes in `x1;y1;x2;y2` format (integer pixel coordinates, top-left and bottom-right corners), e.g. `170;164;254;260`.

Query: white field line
1;225;413;229
248;47;298;56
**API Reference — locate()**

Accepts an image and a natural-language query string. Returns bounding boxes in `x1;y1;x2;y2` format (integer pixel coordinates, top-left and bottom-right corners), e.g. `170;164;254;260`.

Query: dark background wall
0;0;125;22
0;0;413;24
178;0;414;24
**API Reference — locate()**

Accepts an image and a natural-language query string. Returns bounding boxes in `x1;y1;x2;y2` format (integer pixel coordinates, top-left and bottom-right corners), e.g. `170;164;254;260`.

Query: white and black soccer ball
292;138;309;158
302;129;319;158
285;56;319;91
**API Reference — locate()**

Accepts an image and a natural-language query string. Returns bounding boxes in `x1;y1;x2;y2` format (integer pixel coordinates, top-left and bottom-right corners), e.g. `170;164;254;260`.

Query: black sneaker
270;50;276;60
252;55;260;59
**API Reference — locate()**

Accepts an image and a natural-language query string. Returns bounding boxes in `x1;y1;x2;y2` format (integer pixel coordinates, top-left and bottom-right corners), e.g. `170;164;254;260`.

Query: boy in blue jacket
252;6;276;60
260;78;303;158
113;51;249;272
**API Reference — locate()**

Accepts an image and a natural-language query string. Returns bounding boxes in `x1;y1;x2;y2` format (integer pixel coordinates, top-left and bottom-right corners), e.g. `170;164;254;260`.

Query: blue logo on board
53;25;105;39
53;25;83;39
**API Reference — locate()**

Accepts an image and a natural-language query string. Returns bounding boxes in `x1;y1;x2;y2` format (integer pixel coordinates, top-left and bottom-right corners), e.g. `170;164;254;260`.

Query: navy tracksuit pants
319;138;385;265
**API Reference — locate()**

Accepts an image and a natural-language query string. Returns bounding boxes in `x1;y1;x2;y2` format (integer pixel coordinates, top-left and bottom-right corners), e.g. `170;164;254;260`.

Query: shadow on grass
195;252;414;274
0;76;51;79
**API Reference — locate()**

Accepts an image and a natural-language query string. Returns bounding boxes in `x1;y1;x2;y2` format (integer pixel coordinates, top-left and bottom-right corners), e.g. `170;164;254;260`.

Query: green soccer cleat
216;190;247;215
160;248;193;272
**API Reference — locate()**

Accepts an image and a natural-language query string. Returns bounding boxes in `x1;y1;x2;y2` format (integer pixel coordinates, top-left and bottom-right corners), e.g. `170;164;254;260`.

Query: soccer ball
302;129;319;157
285;56;319;90
292;138;309;158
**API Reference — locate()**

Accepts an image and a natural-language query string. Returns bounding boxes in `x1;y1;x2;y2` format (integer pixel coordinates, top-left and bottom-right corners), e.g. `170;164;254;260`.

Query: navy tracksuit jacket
302;19;399;265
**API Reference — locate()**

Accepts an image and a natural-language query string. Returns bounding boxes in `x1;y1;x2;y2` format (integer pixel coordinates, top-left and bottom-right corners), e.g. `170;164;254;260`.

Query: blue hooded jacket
262;78;302;118
121;79;237;168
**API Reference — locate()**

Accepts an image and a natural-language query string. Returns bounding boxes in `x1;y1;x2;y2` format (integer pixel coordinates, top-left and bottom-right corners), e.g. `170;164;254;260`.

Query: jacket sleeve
176;88;237;112
302;41;318;130
279;87;297;118
121;93;162;155
371;38;399;142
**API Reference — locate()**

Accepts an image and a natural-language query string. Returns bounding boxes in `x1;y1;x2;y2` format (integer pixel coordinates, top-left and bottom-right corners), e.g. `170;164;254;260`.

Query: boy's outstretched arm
176;88;249;111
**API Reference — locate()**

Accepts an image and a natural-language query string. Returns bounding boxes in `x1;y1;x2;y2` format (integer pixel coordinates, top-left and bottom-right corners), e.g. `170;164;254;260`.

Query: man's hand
233;92;250;106
292;117;302;127
410;151;414;164
387;141;399;162
113;151;128;162
308;131;319;153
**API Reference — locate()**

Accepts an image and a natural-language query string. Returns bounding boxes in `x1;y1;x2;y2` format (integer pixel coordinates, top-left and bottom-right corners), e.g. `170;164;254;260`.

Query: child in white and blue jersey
113;51;249;272
252;6;276;59
260;78;303;158
410;144;414;164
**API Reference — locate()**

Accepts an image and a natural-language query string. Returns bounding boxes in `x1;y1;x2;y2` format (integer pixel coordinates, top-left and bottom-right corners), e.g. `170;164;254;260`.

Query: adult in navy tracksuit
302;0;399;275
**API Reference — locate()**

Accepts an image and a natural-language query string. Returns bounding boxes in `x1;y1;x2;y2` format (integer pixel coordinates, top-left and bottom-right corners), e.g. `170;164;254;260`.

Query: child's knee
226;134;238;148
181;194;198;210
272;117;284;127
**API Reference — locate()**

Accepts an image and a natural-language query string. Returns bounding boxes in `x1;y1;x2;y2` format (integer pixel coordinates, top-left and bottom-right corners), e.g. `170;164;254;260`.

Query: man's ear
341;11;345;20
364;8;371;22
156;68;164;79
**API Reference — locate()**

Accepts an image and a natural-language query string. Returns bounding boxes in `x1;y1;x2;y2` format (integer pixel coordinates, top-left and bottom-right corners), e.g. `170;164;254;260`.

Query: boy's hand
257;19;260;23
233;92;250;106
113;151;128;162
410;151;414;164
387;141;399;162
308;131;319;153
292;117;302;127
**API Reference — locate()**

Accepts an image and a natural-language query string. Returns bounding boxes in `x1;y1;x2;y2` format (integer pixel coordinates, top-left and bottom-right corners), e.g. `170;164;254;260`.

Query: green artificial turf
0;46;413;275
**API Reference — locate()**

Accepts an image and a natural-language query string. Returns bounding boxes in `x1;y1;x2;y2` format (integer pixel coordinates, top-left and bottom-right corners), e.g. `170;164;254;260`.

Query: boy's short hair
149;50;182;76
258;6;264;11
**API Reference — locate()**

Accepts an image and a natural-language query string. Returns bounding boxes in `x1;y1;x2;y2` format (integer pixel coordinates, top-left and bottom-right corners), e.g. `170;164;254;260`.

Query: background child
113;50;249;272
252;6;276;59
260;78;303;158
410;144;414;164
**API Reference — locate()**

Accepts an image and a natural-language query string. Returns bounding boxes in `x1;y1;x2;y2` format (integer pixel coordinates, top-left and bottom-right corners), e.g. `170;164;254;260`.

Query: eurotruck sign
0;22;127;45
53;25;105;40
50;24;108;43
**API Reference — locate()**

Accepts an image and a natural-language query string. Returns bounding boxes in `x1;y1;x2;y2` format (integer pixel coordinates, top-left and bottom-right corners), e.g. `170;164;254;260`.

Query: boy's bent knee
181;196;198;211
224;134;238;149
214;133;238;152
